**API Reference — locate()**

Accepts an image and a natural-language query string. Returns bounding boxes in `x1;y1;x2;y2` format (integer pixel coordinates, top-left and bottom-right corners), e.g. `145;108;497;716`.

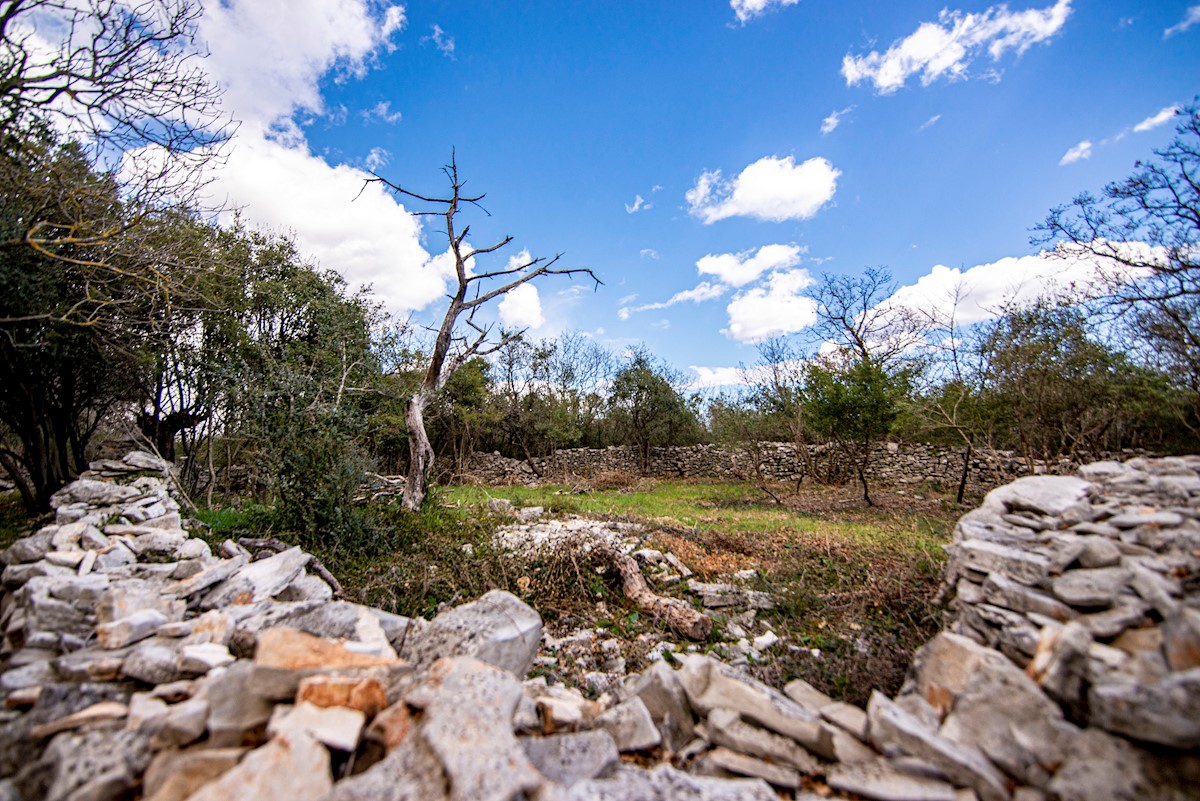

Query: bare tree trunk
600;546;712;641
403;392;435;512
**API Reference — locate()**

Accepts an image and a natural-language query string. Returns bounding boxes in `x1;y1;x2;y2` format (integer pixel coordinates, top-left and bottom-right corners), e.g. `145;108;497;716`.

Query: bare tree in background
371;155;600;510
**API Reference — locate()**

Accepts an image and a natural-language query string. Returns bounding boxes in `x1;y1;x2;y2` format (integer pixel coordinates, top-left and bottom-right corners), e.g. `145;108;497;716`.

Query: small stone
955;540;1050;586
627;660;695;751
1089;670;1200;748
123;640;183;685
183;730;332;801
782;678;834;713
97;608;169;649
201;547;310;609
521;730;619;786
142;747;247;801
702;747;801;789
828;760;958;801
1077;537;1122;569
706;707;819;774
406;590;543;678
821;701;869;741
178;642;236;674
206;661;274;746
267;701;365;752
1162;606;1200;671
251;627;399;700
295;674;388;716
30;700;128;739
983;475;1094;517
595;696;662;752
1051;568;1129;609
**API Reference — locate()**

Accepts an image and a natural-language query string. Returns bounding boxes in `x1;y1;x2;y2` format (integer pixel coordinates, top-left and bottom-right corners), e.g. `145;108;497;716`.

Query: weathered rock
1047;727;1200;801
820;700;869;741
206;661;274;746
699;746;801;789
200;547;310;609
705;707;819;773
563;764;778;801
142;746;247;801
903;632;1012;717
183;730;332;801
97;608;169;649
521;730;619;786
939;656;1078;787
983;573;1076;621
1162;606;1200;670
679;655;833;758
1088;669;1200;748
984;475;1094;517
867;692;1009;801
1051;567;1129;609
250;627;400;700
52;478;140;507
827;760;959;801
29;700;128;738
122;640;182;685
267;701;365;752
296;673;388;715
178;642;235;674
403;657;543;801
594;695;661;752
626;660;695;751
37;727;151;801
1026;622;1092;714
955;540;1050;586
406;590;542;678
782;677;834;713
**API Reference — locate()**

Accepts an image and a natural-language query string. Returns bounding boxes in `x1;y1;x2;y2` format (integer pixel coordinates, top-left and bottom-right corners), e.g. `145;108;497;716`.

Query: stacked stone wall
464;441;1114;491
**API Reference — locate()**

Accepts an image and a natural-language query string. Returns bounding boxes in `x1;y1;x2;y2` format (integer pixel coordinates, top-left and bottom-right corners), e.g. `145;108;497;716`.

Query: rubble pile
0;452;1197;800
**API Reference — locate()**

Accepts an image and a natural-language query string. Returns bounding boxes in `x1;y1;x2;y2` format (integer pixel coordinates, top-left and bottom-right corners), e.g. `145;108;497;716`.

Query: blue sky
190;0;1200;386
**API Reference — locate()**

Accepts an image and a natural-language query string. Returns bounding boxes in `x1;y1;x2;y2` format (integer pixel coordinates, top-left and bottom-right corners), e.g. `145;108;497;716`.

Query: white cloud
730;0;801;24
1164;5;1200;37
920;114;942;130
625;194;649;213
1058;139;1092;165
425;24;456;57
639;248;659;260
1133;105;1179;133
723;269;818;343
884;246;1153;326
207;130;441;314
696;244;804;287
619;282;728;319
363;100;403;124
498;283;544;329
821;106;853;134
687;155;840;224
364;146;390;171
688;366;748;389
842;0;1071;93
199;0;405;134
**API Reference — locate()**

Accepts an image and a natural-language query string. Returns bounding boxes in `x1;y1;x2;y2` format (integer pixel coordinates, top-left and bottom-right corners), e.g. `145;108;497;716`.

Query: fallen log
598;545;712;641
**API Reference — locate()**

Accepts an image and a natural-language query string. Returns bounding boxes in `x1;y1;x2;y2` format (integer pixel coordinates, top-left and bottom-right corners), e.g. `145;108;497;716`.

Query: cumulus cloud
498;283;544;329
363;146;390;171
1058;139;1092;165
920;114;942;130
821;106;853;134
842;0;1071;93
625;194;649;213
696;244;804;287
1133;105;1180;132
199;0;405;134
723;269;818;343
730;0;801;24
640;248;659;260
1164;5;1200;37
207;130;442;314
686;155;840;224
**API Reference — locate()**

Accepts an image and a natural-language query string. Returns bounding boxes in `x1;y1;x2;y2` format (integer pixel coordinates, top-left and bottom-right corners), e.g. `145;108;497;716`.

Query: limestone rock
983;475;1094;517
267;700;365;752
594;696;662;752
406;590;542;678
522;730;619;786
206;660;274;746
296;674;388;716
706;707;819;773
250;627;399;700
1051;568;1129;609
867;691;1009;801
200;547;310;609
142;747;246;801
828;760;959;801
563;764;778;801
700;746;801;789
1088;669;1200;748
626;660;695;752
184;730;332;801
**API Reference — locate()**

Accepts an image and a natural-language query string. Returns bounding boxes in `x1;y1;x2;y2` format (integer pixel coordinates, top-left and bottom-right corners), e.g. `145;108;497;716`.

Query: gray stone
522;730;619;785
679;655;833;758
706;707;819;773
820;700;869;741
184;730;332;801
983;475;1094;517
1089;669;1200;748
404;657;543;801
94;541;136;570
1077;536;1122;568
866;691;1008;801
326;727;447;801
595;696;662;752
983;573;1076;621
168;556;247;598
407;590;542;678
1108;510;1185;529
206;661;274;746
200;547;310;609
827;760;958;801
1052;568;1129;609
626;660;695;751
1026;622;1092;714
1047;727;1200;801
150;694;210;749
96;608;169;649
267;701;366;752
1078;599;1150;638
52;478;140;507
2;531;54;565
274;571;334;602
178;642;235;674
902;632;1012;716
97;579;184;625
955;540;1050;586
685;580;774;609
700;747;801;789
563;764;778;801
39;727;151;801
782;677;833;713
939;657;1078;788
122;640;181;685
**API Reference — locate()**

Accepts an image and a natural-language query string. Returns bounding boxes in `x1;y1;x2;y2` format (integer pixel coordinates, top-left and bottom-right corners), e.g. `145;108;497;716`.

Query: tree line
1;1;1196;537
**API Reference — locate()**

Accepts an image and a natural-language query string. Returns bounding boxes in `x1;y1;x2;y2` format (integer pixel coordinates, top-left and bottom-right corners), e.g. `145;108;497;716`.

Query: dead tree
370;154;600;511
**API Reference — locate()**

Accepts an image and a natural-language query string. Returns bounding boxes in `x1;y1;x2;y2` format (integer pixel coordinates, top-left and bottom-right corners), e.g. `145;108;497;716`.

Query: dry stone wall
464;442;1104;491
1;452;1197;801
